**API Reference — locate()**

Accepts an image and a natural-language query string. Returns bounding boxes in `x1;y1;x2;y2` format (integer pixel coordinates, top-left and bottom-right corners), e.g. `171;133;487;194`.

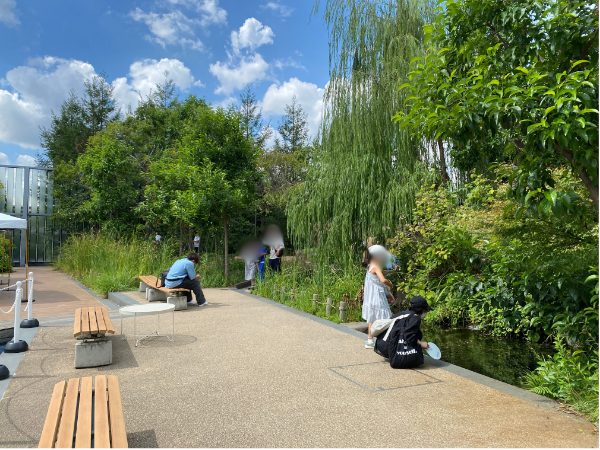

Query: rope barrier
0;282;21;314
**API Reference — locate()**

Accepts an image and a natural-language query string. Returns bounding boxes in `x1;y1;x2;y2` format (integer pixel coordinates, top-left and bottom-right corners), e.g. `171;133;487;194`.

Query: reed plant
57;232;243;296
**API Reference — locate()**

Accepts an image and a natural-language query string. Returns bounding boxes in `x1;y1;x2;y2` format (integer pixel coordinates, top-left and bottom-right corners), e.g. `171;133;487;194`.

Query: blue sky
0;0;330;166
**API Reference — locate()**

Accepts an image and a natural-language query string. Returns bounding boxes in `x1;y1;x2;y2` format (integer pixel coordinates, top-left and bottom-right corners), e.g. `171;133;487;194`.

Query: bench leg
147;288;167;302
74;339;112;368
167;294;187;311
139;281;148;292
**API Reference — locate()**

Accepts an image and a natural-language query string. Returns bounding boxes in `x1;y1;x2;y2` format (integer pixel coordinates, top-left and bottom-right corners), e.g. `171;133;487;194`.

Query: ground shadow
187;301;229;310
127;429;159;448
98;337;139;370
118;334;197;349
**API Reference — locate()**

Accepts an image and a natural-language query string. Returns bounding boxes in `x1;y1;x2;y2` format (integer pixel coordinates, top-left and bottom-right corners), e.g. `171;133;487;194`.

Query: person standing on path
155;233;162;245
165;253;207;306
193;234;201;254
362;245;395;348
263;224;285;273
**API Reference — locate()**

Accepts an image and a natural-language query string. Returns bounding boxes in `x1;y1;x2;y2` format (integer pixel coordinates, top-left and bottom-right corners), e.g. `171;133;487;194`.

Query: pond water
0;328;13;354
423;326;553;387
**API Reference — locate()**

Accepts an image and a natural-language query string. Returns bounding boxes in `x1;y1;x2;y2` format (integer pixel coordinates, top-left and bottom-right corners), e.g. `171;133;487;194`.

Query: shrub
0;233;12;273
57;232;243;296
387;167;598;420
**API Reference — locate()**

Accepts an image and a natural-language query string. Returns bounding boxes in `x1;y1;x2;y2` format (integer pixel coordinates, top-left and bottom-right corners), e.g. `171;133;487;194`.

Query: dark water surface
0;327;13;354
423;326;552;387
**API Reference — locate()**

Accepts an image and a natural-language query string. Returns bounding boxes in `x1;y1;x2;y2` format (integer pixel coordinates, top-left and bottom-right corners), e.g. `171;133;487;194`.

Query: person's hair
362;249;374;267
187;252;200;263
409;295;430;315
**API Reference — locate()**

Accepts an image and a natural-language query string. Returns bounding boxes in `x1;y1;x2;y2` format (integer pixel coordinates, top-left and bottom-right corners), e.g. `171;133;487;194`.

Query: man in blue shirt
165;253;207;306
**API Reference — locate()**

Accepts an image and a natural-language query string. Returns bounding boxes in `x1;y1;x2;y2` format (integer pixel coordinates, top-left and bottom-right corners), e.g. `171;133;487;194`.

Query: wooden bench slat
96;307;107;334
81;307;90;335
100;308;115;335
88;308;99;335
56;378;80;448
38;380;67;448
75;377;93;448
107;375;128;448
73;308;82;338
94;375;110;448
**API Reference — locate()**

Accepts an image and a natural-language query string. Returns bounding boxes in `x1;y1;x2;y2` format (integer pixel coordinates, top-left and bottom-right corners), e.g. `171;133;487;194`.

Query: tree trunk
223;218;229;282
558;144;599;210
437;139;450;183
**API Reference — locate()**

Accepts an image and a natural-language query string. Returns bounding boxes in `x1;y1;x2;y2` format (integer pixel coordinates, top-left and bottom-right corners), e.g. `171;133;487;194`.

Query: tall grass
254;261;365;323
57;233;243;297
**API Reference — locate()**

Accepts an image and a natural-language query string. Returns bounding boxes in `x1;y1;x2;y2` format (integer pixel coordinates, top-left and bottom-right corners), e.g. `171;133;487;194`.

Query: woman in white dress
362;245;395;348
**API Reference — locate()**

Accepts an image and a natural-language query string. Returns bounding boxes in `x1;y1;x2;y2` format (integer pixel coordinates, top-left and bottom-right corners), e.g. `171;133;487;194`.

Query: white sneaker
364;338;375;349
197;301;208;307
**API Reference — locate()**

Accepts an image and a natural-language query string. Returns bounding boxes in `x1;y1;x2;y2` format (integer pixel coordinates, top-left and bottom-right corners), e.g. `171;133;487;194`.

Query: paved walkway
0;267;104;327
0;287;596;447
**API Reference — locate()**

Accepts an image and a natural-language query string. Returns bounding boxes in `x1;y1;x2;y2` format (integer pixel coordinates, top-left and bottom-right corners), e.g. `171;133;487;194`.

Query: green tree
76;123;143;231
41;75;119;226
138;97;258;280
239;87;270;148
83;75;118;134
287;0;436;265
395;0;599;209
275;96;308;153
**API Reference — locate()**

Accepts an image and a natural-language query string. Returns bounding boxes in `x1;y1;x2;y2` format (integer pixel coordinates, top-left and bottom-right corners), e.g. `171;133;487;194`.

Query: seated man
165;253;207;306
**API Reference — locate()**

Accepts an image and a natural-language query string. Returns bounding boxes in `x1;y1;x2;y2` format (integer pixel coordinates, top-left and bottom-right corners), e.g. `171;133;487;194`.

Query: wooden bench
38;375;128;448
138;275;191;309
73;307;115;340
73;307;115;368
138;275;190;296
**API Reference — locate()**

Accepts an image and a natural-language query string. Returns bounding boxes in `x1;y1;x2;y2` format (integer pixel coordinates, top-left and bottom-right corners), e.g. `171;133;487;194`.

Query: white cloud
0;153;9;165
261;1;293;18
130;8;204;51
6;57;96;112
16;154;36;166
0;0;19;27
0;90;45;148
113;58;201;111
197;0;227;26
273;57;305;71
0;57;95;149
209;53;269;95
0;57;200;149
130;0;227;50
231;18;274;54
262;77;325;138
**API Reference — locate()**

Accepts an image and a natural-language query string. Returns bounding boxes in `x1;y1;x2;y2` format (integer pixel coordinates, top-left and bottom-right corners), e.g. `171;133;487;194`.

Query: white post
13;281;22;342
27;272;33;320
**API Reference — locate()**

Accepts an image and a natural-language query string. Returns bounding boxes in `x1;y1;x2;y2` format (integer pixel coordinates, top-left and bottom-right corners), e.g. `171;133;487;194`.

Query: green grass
56;232;244;297
254;261;365;323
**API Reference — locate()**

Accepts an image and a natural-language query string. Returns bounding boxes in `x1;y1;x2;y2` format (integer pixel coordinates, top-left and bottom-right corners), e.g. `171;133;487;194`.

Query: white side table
119;303;175;347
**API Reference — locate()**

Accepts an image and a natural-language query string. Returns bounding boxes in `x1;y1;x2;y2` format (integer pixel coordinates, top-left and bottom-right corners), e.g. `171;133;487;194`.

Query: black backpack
158;269;169;287
375;312;424;369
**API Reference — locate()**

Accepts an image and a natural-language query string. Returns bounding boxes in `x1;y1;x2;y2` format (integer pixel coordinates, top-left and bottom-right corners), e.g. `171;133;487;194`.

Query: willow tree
286;0;437;265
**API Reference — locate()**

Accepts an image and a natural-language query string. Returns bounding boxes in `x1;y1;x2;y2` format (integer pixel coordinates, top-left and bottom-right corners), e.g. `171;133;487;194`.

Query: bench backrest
74;307;115;339
39;375;127;448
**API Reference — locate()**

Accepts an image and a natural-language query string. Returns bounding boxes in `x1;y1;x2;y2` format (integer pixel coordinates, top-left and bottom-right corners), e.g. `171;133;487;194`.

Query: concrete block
139;281;148;292
167;295;187;311
75;339;112;368
146;288;167;302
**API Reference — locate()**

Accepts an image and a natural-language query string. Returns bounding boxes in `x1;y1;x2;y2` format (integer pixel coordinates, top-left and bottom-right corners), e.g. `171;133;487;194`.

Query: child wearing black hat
374;295;431;368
